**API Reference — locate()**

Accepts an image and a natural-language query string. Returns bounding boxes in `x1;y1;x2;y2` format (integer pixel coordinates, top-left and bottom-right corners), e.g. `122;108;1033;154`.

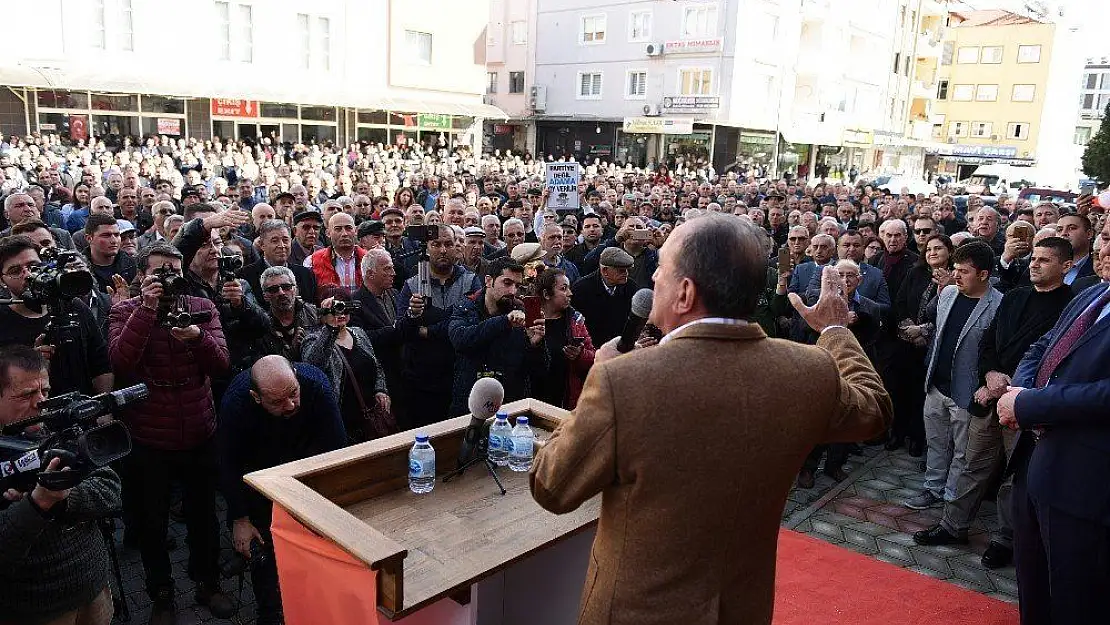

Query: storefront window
90;93;138;112
260;102;299;118
452;116;473;130
39;113;90;144
213;120;235;141
301;124;336;143
664;132;711;168
390;112;418;128
300;106;336;122
358;127;388;144
36;90;89;110
615;131;649;168
141;95;185;114
737;131;776;170
358;110;388;125
777;140;808;178
141;117;183;136
92;115;141;147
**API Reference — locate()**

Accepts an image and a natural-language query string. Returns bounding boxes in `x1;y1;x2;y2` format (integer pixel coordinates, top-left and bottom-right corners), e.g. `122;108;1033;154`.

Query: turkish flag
69;115;88;142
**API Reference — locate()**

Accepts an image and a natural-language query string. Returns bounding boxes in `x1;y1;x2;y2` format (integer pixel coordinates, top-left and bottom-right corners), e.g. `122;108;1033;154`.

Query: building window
1075;126;1092;145
682;5;718;38
679;68;714;96
1101;73;1110;89
975;84;998;101
216;2;252;62
1007;122;1030;140
318;18;331;70
581;14;606;44
1086;73;1099;89
578;72;602;99
92;0;106;49
971;122;992;138
937;79;950;100
947;121;968;137
405;30;433;64
118;0;134;51
952;84;974;101
1017;45;1041;63
298;14;311;68
629;11;652;42
1011;84;1035;102
980;46;1003;64
299;15;331;70
1100;94;1110;112
509;71;525;94
511;21;527;45
892;53;901;74
487;72;498;94
237;4;253;62
941;41;955;66
626;70;647;99
1083;93;1095;109
216;1;230;60
957;46;979;64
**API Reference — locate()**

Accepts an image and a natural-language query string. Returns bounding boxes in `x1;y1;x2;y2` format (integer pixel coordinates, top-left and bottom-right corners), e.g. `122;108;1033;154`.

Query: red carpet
774;530;1019;625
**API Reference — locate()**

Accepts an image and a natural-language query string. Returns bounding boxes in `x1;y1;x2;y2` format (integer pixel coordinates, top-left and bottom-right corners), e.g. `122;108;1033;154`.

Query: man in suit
238;220;318;304
804;230;890;314
531;213;891;625
1056;213;1096;287
997;275;1110;624
570;247;639;346
348;248;405;425
905;241;1002;512
784;233;835;341
874;218;920;448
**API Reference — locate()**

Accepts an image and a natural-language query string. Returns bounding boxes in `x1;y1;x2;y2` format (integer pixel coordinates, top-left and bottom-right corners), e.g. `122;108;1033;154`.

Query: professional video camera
0;247;96;345
0;384;147;497
318;300;362;316
216;253;244;284
404;225;440;243
151;263;213;329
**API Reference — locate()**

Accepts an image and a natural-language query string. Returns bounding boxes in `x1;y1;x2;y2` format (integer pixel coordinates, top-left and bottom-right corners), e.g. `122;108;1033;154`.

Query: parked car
1017;188;1079;204
877;175;938;196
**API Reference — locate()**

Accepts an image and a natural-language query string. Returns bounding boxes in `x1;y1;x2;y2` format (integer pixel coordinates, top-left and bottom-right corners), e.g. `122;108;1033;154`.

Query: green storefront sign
418;114;452;130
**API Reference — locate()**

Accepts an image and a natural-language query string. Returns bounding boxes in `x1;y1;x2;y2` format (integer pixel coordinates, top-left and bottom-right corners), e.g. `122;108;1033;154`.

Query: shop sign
418;113;452;130
663;38;723;54
739;131;776;146
69;115;88;142
622;117;695;135
157;118;182;135
950;144;1017;158
211;99;259;118
662;95;720;110
39;123;56;131
544;162;580;210
493;124;515;135
843;128;873;146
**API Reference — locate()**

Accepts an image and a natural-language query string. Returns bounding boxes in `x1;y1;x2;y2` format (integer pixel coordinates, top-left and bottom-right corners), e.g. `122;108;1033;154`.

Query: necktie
1035;285;1110;388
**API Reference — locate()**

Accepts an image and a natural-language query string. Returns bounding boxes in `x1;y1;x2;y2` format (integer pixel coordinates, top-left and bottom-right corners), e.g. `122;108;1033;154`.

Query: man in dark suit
239;220;318;304
874;218;920;447
1057;213;1096;287
1071;240;1108;294
997;275;1110;625
348;247;405;425
571;247;639;346
531;214;891;625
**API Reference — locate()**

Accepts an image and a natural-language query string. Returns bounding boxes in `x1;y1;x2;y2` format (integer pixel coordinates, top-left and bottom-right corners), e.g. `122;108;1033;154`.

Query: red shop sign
211;99;259;118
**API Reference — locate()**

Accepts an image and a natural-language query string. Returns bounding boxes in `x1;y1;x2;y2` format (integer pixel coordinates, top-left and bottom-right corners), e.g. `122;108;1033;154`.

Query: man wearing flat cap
358;220;386;250
571;246;639;345
461;226;490;278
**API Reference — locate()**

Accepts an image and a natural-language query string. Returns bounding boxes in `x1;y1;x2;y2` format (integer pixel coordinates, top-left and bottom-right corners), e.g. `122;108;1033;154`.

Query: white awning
0;63;508;118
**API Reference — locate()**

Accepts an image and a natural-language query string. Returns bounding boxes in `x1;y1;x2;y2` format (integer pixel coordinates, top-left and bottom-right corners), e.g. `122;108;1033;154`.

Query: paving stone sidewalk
109;445;1014;624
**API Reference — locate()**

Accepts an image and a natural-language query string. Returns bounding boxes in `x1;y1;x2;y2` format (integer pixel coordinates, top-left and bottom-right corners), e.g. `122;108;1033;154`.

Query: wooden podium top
244;398;600;620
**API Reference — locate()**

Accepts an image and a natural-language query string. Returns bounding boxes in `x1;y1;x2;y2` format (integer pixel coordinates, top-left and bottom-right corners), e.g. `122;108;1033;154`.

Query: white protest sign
544;162;580;210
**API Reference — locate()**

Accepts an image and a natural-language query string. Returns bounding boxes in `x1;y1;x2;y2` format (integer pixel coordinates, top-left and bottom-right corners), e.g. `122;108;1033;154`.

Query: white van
959;165;1039;195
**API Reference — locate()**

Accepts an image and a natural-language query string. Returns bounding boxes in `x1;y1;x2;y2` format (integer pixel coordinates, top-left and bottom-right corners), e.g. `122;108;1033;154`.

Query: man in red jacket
108;243;235;625
306;212;365;293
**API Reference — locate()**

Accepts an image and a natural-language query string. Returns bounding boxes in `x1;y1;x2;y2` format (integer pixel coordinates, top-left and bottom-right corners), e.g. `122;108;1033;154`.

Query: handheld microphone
617;289;654;353
457;377;505;467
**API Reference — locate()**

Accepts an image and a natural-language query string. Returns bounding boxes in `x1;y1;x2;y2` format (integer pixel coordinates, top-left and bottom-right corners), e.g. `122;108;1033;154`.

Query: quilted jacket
108;297;229;450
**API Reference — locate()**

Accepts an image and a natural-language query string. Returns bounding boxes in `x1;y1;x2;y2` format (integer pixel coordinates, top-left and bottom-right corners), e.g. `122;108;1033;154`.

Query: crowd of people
0;131;1107;625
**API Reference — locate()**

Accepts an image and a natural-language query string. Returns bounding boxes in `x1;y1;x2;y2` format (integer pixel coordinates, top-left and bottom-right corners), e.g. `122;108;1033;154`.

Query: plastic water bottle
409;434;435;494
508;416;534;472
487;412;511;466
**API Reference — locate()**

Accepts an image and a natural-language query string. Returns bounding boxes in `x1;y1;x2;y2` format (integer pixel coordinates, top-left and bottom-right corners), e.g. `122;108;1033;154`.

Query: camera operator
0;236;113;396
0;345;121;625
218;355;346;625
108;244;235;623
396;224;481;428
172;205;269;381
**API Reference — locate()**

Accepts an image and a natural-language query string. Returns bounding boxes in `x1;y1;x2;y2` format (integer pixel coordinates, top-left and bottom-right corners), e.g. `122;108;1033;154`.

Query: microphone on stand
616;289;654;353
457;377;505;468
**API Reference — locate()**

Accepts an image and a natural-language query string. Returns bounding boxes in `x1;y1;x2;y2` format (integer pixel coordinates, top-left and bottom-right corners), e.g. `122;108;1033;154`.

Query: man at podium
530;213;892;625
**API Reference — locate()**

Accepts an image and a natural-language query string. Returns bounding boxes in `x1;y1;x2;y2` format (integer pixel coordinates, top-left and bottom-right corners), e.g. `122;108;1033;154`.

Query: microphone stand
441;434;507;496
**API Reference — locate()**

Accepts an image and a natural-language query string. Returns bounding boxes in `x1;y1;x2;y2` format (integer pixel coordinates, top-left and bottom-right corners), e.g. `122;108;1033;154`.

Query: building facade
928;9;1083;187
0;0;504;150
1075;56;1110;147
490;0;941;179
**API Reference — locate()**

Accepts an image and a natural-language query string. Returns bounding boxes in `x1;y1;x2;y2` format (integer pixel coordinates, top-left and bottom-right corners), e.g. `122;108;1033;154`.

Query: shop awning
0;63;508;119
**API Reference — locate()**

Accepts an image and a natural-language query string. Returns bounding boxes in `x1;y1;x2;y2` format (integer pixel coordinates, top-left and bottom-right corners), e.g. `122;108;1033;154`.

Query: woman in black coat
890;233;953;456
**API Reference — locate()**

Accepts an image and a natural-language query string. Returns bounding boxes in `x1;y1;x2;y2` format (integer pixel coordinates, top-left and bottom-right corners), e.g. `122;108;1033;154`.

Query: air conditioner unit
529;85;547;113
645;42;665;56
642;104;662;116
946;137;957;144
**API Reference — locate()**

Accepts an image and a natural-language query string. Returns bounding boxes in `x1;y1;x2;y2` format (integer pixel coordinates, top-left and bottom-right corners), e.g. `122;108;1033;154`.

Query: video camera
404;225;440;243
0;247;96;345
216;253;243;284
151;263;213;329
0;384;147;497
318;300;362;316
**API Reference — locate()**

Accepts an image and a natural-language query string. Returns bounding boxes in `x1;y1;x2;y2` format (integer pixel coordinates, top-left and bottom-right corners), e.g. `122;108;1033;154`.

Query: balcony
916;33;943;59
911;81;937;101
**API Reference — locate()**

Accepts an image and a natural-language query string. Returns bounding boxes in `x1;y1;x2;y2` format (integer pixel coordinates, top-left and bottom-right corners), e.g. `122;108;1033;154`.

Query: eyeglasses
264;283;295;294
787;236;808;242
913;228;934;235
355;203;371;207
3;261;40;278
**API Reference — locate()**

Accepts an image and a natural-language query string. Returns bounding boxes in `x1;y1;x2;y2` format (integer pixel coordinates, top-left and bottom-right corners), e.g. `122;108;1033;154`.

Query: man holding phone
583;216;659;288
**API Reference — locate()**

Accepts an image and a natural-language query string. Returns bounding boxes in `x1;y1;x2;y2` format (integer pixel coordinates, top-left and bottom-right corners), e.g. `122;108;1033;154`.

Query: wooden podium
245;399;600;625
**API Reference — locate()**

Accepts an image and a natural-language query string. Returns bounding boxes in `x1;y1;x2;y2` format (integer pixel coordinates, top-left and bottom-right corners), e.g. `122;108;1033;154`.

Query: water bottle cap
516;416;529;425
495;411;508;421
415;433;429;442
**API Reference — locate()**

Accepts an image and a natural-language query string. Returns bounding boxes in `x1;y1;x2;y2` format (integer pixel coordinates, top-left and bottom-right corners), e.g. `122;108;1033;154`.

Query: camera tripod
441;438;507;496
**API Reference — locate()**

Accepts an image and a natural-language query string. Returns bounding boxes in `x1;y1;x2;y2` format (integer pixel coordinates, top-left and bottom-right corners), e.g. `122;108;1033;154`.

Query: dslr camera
216;253;244;284
319;300;362;316
151;263;212;329
0;384;147;498
405;225;440;243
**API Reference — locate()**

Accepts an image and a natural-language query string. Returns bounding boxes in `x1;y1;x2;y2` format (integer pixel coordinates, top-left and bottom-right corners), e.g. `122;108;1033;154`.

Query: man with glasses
289;210;324;267
138;200;178;251
252;266;319;362
352;194;375;223
240;219;318;305
911;216;939;255
0;235;112;396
